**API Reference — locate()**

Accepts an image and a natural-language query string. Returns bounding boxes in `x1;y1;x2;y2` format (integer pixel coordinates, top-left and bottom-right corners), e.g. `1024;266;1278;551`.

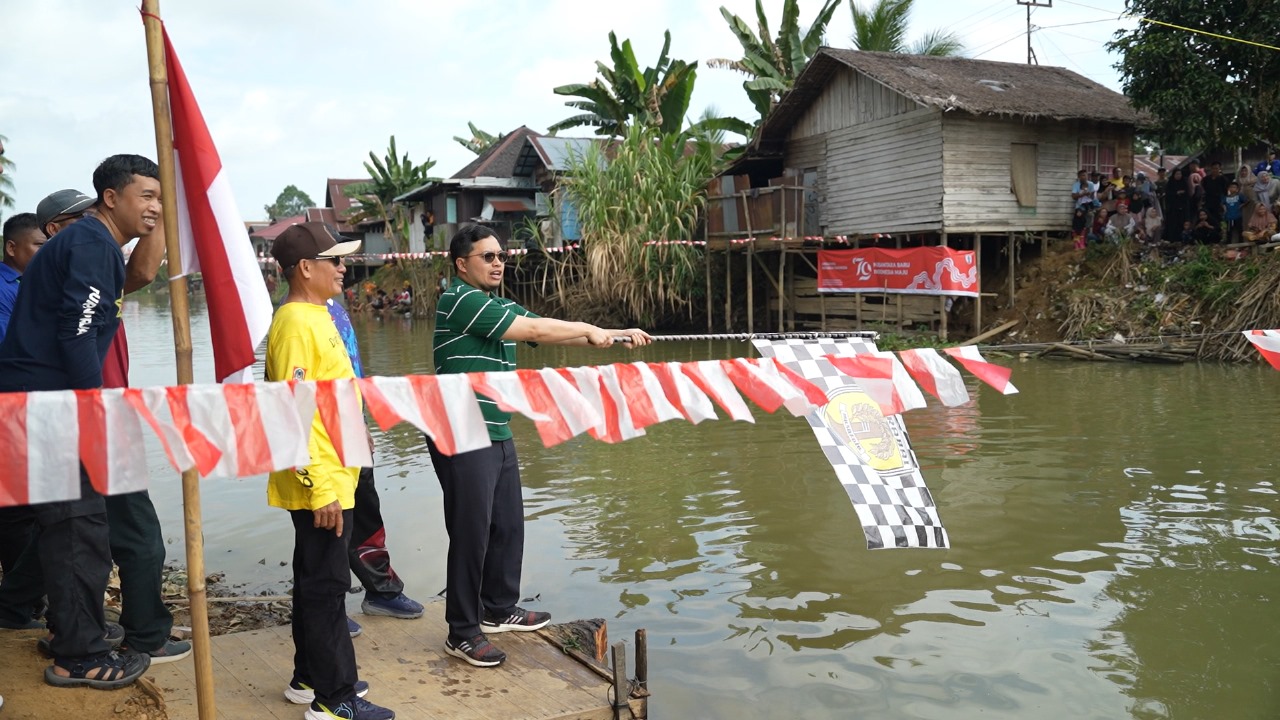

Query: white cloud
1;0;1133;222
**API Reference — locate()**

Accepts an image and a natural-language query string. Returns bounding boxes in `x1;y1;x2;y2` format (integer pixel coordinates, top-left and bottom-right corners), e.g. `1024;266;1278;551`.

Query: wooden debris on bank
996;340;1198;363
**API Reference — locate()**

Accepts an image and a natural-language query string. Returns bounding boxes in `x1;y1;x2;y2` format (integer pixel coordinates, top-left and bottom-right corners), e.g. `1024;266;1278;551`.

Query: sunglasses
465;251;509;264
309;255;343;267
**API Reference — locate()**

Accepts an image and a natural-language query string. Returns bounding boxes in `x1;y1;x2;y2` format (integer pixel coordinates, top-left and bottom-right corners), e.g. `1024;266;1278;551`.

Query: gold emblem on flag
821;388;904;473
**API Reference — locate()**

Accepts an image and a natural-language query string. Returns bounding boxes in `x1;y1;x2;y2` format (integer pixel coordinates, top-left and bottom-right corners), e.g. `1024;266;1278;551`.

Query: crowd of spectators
1070;152;1280;250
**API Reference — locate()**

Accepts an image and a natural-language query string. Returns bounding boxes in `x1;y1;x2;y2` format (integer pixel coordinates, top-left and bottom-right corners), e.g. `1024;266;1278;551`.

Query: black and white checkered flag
754;338;949;550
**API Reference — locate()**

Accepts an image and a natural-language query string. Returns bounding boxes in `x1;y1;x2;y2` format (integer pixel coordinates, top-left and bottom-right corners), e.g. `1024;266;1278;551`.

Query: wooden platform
151;601;625;720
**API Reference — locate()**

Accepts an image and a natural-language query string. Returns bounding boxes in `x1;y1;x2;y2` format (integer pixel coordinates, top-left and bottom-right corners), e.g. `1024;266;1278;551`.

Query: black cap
35;189;95;227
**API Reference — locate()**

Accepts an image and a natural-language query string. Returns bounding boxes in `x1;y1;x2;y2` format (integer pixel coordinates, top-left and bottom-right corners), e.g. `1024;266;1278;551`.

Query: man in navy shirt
0;213;47;341
0;154;159;689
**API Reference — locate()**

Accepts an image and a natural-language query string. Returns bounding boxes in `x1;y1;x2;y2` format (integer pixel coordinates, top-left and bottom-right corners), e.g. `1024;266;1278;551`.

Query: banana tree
343;135;438;251
550;30;699;137
0;134;14;211
710;0;843;121
453;123;505;156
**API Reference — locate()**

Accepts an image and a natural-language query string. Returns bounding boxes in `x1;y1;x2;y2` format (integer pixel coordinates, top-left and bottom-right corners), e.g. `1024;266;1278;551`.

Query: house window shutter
1011;143;1038;207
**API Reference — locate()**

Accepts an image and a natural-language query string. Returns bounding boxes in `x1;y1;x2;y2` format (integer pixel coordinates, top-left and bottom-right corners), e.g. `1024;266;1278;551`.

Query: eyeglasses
465;251;509;264
309;256;343;267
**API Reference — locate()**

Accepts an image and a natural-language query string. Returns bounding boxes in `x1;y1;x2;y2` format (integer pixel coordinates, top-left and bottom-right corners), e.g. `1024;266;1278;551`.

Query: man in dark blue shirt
0;154;160;689
0;213;47;341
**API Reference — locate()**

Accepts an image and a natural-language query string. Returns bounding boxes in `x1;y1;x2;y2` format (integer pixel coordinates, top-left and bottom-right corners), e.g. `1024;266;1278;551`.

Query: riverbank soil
0;564;292;720
0;628;166;720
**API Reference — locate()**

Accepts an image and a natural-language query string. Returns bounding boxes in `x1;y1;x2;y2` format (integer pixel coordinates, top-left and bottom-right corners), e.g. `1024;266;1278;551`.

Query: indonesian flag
163;28;272;383
1244;330;1280;370
899;348;971;406
943;346;1019;395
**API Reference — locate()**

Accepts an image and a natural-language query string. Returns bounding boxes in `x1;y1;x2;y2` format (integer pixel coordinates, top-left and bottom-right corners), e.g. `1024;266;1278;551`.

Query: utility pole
1016;0;1052;64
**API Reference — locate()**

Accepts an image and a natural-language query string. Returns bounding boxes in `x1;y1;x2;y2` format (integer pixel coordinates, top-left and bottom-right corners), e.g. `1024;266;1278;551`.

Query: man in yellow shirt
266;222;394;720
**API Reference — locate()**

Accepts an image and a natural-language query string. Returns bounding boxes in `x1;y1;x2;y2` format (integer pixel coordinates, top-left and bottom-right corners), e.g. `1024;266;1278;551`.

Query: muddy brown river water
126;293;1278;719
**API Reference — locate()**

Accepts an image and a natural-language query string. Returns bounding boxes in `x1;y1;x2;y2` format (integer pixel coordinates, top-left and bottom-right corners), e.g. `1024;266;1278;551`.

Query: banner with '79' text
817;247;979;297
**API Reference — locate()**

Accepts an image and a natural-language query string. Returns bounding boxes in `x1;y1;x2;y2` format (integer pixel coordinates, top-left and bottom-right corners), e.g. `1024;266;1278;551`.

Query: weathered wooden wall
786;67;921;140
822;108;945;236
940;116;1132;233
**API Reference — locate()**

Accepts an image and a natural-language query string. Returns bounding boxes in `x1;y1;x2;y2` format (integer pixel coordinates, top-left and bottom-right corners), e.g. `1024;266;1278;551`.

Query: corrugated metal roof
249;214;305;241
514;136;602;176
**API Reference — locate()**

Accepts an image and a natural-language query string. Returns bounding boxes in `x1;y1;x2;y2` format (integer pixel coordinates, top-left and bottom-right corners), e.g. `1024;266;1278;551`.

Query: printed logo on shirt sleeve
76;285;102;336
292;367;307;381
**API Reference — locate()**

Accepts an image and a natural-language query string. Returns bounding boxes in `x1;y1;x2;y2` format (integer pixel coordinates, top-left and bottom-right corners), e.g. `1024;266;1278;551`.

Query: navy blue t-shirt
0;215;125;391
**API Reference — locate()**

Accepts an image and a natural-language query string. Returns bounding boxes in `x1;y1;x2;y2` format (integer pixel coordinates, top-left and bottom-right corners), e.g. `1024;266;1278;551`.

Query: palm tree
709;0;843;121
343;136;438;251
0;134;15;212
453;123;505;156
550;30;700;137
849;0;964;56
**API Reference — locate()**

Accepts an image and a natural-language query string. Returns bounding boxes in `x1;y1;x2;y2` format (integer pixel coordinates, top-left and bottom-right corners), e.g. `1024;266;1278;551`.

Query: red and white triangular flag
943;346;1018;395
899;348;971;406
822;354;905;416
1243;329;1280;370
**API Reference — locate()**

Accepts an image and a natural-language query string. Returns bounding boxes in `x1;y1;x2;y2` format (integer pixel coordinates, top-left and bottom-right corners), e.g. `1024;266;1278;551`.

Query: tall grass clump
558;125;718;325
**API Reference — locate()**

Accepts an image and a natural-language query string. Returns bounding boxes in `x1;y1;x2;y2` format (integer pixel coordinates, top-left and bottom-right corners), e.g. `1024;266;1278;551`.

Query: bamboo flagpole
141;3;217;717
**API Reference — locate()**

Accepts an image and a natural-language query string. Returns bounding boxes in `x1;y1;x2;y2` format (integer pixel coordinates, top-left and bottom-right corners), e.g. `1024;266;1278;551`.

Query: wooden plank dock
150;600;642;720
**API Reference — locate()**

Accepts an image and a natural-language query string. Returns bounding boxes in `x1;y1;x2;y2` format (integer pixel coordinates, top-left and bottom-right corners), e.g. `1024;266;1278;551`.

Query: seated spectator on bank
1136;207;1163;244
1072;207;1088;249
1106;202;1137;241
1243;204;1277;243
1191;210;1218;244
1180;220;1194;243
1108;166;1125;192
1253;170;1280;210
1224;182;1246;244
1088;208;1110;244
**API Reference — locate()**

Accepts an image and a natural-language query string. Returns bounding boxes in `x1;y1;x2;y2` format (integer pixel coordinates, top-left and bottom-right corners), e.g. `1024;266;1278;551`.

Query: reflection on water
126;294;1279;719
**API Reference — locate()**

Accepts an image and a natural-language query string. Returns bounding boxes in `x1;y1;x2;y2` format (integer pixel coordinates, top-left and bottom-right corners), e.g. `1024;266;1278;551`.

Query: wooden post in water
939;231;948;341
141;4;216;718
1007;231;1016;307
611;641;628;720
635;629;648;693
703;221;711;333
974;234;983;333
743;190;754;334
724;244;732;333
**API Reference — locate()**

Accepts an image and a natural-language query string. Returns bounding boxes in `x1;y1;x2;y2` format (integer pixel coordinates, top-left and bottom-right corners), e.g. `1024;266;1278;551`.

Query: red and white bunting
821;354;905;416
0;347;1022;507
943;346;1019;395
870;351;928;411
0;391;81;507
899;348;971;407
1244;329;1280;370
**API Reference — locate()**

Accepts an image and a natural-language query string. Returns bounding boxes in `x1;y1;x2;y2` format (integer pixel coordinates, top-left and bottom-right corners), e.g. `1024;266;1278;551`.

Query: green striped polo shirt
433;277;538;441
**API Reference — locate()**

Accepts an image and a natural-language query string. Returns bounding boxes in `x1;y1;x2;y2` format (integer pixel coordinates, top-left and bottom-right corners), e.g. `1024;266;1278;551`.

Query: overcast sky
2;0;1135;221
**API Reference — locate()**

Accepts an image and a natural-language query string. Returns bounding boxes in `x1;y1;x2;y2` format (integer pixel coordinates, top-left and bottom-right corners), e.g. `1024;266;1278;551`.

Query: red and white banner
163;28;273;383
1244;329;1280;370
818;247;978;297
0;350;1017;508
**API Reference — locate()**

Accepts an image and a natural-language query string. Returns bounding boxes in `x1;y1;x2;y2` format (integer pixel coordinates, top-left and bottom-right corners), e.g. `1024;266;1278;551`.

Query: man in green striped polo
430;223;651;668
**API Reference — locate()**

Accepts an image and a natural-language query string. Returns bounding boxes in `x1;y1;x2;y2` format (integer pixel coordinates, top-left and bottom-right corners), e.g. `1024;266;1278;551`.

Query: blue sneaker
305;696;394;720
361;593;424;620
347;616;362;638
285;678;369;705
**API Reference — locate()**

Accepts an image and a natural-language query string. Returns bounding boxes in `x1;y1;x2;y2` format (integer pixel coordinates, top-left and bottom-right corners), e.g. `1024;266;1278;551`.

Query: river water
127;294;1278;720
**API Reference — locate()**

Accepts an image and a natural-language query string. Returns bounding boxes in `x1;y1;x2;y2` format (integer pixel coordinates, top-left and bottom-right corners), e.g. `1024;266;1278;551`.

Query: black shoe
444;634;506;667
480;606;551;633
305;696;395;719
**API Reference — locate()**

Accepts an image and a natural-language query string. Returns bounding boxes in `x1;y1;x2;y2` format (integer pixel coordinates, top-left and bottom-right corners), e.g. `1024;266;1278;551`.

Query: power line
972;30;1033;59
1054;0;1280;52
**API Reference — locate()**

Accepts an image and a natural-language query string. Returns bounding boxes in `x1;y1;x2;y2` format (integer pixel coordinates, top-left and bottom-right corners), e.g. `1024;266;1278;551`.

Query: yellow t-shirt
265;301;359;512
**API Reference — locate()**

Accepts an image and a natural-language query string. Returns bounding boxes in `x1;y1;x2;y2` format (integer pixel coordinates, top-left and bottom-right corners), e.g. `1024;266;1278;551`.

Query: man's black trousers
289;508;357;707
427;438;524;641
